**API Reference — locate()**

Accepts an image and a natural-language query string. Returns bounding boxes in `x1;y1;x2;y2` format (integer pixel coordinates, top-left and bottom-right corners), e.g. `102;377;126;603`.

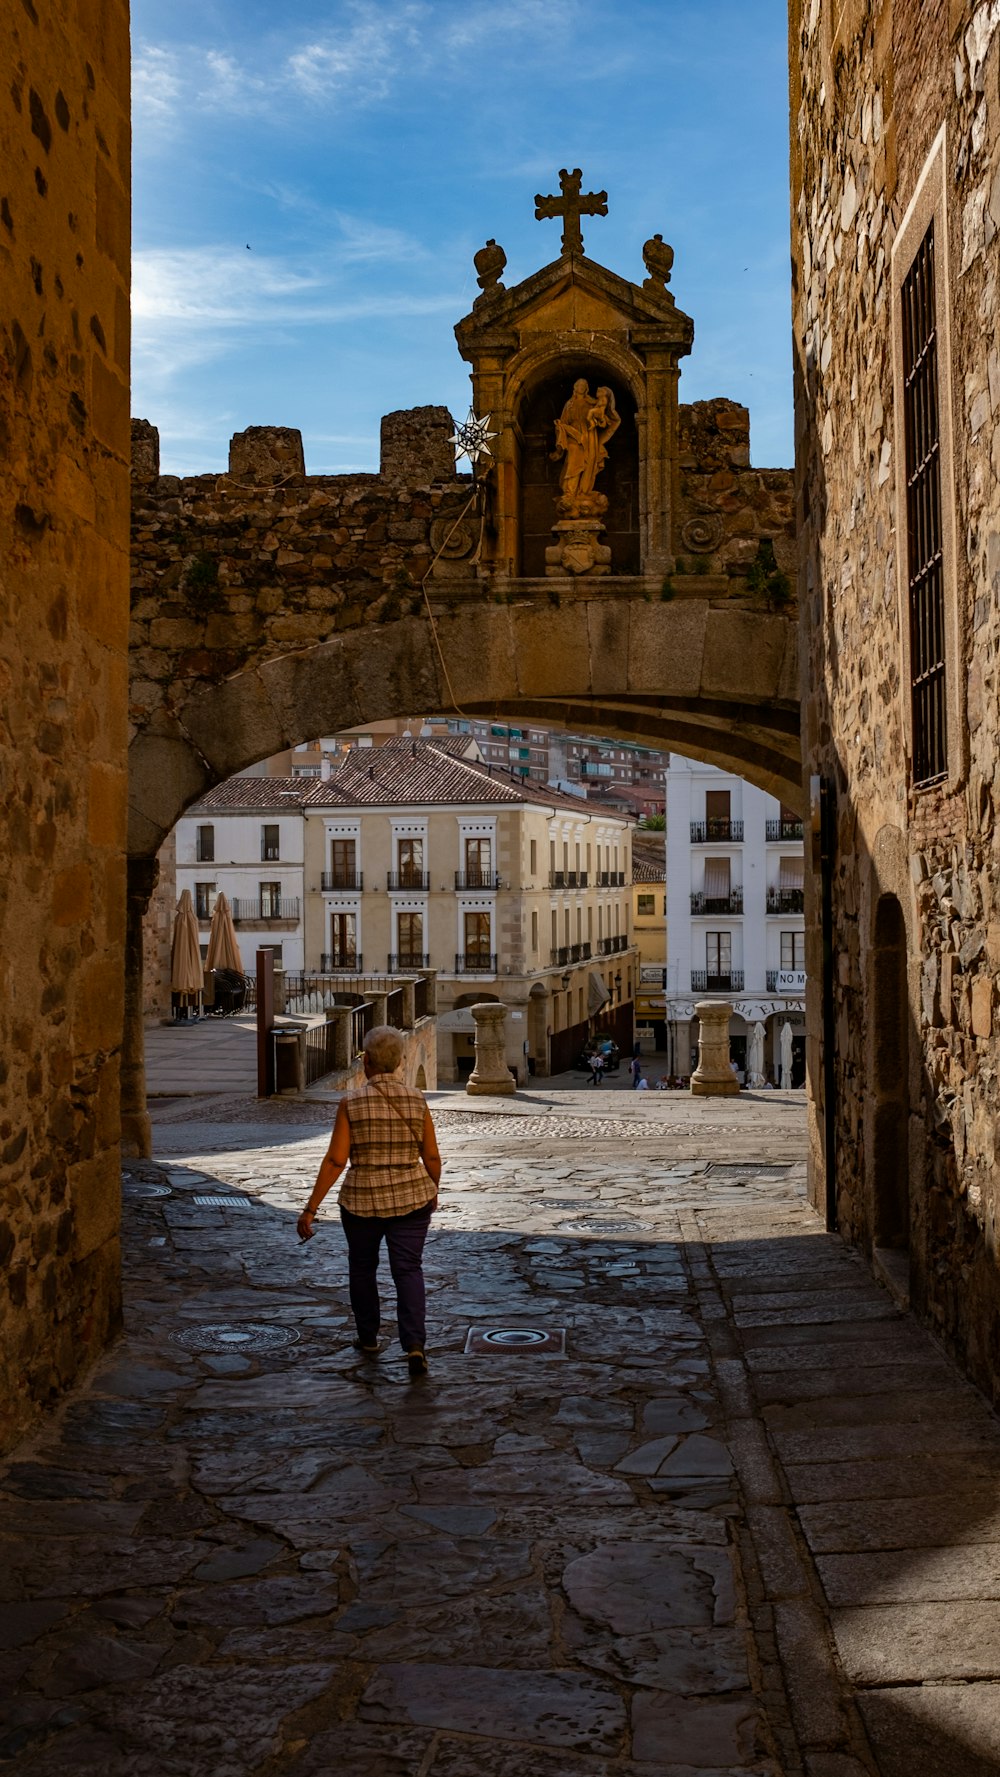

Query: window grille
901;221;947;785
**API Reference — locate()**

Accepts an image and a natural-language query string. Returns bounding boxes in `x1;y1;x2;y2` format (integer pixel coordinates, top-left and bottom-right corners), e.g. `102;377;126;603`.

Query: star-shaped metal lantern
448;408;498;466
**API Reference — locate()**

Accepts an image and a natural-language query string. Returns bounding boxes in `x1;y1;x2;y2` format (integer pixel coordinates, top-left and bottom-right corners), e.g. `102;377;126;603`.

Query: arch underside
128;596;802;855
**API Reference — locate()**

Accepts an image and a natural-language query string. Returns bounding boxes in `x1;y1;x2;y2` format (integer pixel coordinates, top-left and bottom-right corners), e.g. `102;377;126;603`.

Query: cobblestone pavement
3;1095;1000;1775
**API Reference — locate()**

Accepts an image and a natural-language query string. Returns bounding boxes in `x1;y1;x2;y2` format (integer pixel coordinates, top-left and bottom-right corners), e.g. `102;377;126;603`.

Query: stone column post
690;1000;740;1097
121;857;159;1158
467;1002;516;1096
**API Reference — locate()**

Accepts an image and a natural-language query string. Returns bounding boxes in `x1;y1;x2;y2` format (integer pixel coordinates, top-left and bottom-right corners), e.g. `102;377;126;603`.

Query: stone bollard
466;1002;516;1097
690;1000;740;1096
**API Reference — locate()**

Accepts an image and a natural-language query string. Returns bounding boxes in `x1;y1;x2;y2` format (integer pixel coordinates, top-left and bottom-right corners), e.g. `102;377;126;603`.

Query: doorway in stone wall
871;893;911;1294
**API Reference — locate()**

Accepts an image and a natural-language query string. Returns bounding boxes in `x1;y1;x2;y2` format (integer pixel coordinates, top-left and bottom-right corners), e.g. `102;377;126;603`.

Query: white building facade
664;756;806;1085
174;784;307;973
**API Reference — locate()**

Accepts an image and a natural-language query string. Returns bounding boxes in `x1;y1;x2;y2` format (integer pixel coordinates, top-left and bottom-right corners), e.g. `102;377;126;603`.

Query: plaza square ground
2;1088;1000;1775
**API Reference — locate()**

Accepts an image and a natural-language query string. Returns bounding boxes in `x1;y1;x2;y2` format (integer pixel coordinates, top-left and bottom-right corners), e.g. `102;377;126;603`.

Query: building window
705;789;731;839
465;836;491;885
781;931;806;971
464;911;491;962
261;824;280;862
329;911;357;966
397;911;424;966
530;839;537;875
901;220;947;786
196;824;214;863
637;893;655;916
397;837;424;887
195;882;216;919
329;838;357;887
706;931;732;986
259;881;282;918
531;910;538;952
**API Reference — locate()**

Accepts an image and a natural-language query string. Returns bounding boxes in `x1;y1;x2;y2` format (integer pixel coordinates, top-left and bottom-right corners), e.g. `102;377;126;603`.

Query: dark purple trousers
340;1204;432;1352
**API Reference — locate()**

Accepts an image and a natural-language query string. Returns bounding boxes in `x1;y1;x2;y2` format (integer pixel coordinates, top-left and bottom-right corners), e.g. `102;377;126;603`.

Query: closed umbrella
171;888;204;1020
204;891;243;975
747;1021;766;1088
780;1020;794;1090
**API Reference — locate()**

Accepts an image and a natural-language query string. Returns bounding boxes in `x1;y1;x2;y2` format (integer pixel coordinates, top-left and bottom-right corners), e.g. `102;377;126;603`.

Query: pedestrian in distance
630;1053;643;1088
297;1025;442;1379
588;1051;605;1086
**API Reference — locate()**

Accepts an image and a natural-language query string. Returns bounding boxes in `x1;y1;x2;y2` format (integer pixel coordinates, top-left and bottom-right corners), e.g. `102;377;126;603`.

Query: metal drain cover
123;1180;171;1198
560;1218;651;1234
192;1195;255;1209
705;1163;792;1178
465;1326;566;1356
170;1323;300;1354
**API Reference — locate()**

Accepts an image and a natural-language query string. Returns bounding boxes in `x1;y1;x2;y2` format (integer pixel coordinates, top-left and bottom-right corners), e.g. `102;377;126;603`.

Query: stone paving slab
4;1090;1000;1776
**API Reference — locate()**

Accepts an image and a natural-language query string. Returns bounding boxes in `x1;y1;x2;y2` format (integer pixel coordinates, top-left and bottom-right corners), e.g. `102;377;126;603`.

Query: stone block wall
1;0;130;1448
791;0;1000;1399
143;833;176;1023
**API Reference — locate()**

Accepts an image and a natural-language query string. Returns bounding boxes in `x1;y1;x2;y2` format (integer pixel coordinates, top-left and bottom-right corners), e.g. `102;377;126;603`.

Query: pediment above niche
455;253;694;359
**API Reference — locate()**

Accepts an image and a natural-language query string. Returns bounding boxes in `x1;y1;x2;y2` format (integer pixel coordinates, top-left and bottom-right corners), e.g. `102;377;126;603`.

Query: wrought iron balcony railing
320;952;361;972
766;889;805;915
690;892;743;915
231;898;300;923
454;871;502;890
321;870;363;891
690;820;744;842
454;952;497;973
690;970;744;993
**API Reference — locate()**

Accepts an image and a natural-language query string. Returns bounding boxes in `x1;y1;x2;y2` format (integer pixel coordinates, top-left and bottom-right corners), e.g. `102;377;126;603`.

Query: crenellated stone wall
791;0;1000;1399
0;0;131;1447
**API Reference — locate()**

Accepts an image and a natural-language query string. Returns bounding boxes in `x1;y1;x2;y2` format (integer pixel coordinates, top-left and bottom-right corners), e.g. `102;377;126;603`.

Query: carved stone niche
454;244;693;580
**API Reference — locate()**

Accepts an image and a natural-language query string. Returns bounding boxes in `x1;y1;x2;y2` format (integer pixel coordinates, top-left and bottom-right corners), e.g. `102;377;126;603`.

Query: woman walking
297;1026;442;1378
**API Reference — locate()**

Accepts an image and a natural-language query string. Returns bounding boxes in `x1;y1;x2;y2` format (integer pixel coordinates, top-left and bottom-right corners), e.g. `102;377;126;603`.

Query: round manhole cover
170;1323;300;1354
481;1328;549;1348
123;1181;171;1198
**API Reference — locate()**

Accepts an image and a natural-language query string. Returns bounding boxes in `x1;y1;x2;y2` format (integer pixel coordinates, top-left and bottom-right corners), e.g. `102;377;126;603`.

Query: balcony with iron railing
597;935;629;955
321;870;363;891
230;898;300;924
454;952;497;973
690;821;744;843
766;820;805;841
596;871;627;887
690;970;744;993
690;891;744;915
454;871;502;890
766;889;805;915
388;952;431;972
320;952;362;972
550;870;589;888
387;871;431;891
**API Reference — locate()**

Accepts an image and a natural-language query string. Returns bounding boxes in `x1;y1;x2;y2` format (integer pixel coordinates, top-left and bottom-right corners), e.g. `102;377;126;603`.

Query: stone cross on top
534;167;608;257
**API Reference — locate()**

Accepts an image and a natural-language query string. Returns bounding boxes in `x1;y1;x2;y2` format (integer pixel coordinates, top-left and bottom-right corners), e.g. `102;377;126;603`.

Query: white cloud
286;2;422;101
133;45;183;128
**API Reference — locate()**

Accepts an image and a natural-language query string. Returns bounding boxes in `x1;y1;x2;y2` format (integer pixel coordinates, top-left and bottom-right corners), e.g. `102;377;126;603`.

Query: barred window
901;221;947;786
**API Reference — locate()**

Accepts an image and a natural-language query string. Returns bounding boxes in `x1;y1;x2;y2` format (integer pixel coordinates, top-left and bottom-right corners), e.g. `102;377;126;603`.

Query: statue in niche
550;379;621;516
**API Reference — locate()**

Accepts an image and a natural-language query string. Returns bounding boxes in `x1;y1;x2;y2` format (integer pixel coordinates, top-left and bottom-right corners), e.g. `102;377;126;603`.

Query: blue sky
133;0;793;477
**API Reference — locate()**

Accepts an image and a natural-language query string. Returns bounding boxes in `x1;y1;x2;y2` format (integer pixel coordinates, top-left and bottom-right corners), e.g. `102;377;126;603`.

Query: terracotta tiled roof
189;740;634;821
189;776;308;814
631;835;667;882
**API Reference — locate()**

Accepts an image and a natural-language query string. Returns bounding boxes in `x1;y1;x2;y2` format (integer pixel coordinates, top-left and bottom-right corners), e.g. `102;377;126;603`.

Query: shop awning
588;970;610;1014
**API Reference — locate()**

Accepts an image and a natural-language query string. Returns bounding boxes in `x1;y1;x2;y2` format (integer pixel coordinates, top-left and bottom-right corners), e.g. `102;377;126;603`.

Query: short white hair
364;1024;404;1073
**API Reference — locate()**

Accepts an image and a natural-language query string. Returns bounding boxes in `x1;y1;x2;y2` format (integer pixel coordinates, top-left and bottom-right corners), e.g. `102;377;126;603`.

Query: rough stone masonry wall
0;0;131;1448
791;0;1000;1398
128;402;793;855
